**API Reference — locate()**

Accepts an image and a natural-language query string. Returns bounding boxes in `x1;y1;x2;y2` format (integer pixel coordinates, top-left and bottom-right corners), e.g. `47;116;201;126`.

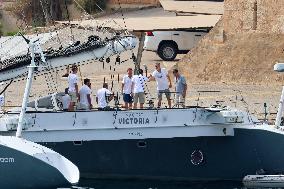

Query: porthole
191;150;204;165
137;141;147;148
73;141;83;146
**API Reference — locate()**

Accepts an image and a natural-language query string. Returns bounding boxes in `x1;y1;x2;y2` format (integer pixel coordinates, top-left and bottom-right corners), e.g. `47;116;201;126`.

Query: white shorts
77;103;90;110
69;92;77;103
175;94;185;104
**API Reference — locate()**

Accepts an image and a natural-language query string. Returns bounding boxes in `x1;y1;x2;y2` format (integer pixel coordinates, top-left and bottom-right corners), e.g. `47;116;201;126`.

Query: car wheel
158;43;178;61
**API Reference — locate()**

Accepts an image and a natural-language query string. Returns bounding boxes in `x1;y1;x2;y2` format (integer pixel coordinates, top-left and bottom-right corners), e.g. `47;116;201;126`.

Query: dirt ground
1;6;283;124
2;47;282;124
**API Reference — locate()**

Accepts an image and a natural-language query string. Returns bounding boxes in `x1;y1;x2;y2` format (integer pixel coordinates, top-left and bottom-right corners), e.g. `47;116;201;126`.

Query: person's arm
131;79;135;96
183;84;187;98
87;94;93;109
167;74;172;88
182;78;187;98
62;66;69;77
96;91;98;104
108;91;114;101
121;83;124;94
121;76;125;93
75;84;79;98
78;91;80;102
148;74;155;81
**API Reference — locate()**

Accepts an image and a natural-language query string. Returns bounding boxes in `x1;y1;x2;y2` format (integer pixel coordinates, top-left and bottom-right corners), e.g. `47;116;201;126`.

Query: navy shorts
158;89;171;100
123;93;133;103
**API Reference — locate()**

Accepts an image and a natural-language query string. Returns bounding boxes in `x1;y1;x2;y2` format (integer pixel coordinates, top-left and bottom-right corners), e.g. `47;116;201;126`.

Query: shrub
77;0;109;14
6;31;19;36
0;23;3;36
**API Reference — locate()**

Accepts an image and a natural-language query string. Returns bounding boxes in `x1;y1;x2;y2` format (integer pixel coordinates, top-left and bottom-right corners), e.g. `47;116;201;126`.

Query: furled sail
0;34;138;83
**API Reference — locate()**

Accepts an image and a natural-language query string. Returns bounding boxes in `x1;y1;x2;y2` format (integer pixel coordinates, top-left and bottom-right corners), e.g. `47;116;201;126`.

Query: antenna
19;32;30;44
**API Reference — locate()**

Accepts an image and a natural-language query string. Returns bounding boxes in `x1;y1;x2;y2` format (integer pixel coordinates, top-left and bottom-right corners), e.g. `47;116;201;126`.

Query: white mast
16;38;46;137
274;63;284;127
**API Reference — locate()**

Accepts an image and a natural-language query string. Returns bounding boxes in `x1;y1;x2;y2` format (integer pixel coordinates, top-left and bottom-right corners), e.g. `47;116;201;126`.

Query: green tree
8;0;71;27
77;0;109;14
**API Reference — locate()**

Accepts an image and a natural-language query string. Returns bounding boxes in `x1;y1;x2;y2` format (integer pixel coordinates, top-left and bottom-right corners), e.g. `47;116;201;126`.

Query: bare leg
167;98;171;108
129;103;133;109
157;99;162;108
124;103;129;110
134;103;137;109
68;102;75;111
140;103;144;109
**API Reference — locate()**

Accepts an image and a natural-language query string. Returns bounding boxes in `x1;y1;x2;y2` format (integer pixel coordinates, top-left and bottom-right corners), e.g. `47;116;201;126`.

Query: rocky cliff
178;0;284;85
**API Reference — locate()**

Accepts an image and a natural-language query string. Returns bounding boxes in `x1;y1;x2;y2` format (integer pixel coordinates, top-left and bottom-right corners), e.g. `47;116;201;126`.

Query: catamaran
1;29;284;182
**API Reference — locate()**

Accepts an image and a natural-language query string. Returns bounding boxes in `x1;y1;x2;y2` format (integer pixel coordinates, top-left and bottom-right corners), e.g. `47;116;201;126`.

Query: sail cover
0;32;138;83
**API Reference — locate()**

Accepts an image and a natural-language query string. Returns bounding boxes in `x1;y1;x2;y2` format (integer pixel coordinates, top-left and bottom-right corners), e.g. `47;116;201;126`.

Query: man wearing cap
172;69;187;107
149;62;172;108
121;68;133;110
68;65;79;111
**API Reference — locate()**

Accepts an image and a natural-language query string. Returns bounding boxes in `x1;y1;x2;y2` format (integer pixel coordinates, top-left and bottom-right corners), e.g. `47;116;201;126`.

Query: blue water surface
57;179;244;189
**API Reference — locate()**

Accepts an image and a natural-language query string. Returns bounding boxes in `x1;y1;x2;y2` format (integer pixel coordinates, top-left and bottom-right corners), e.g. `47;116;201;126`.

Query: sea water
56;180;245;189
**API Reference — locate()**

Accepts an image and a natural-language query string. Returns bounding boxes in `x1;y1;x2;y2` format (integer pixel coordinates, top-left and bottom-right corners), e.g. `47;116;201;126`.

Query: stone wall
224;0;284;34
108;0;159;5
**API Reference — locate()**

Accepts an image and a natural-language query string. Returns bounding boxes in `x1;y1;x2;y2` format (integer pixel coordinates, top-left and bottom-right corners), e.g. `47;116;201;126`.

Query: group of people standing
62;65;113;111
122;62;187;109
62;62;187;111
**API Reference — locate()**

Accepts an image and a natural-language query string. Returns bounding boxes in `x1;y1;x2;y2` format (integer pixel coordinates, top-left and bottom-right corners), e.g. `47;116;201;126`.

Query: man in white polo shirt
149;62;172;108
68;65;79;111
79;78;93;110
131;69;149;109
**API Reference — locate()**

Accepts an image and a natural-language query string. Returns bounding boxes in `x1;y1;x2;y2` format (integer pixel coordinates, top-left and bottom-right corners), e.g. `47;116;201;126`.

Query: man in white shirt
121;68;133;110
131;69;149;109
68;65;79;111
96;83;114;110
149;62;172;108
78;78;93;110
62;88;71;111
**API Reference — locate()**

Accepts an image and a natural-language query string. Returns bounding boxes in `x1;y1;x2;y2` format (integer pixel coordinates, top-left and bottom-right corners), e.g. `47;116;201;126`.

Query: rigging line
39;0;49;25
72;0;124;35
40;0;63;46
0;0;44;55
117;0;128;34
72;0;100;27
94;2;104;12
14;0;32;32
0;31;22;48
0;26;33;56
114;0;136;58
78;65;83;85
64;0;75;43
0;36;27;59
0;80;13;95
138;74;153;101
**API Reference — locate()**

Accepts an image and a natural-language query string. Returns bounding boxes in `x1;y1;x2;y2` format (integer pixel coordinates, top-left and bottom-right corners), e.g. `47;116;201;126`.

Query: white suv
144;30;209;61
